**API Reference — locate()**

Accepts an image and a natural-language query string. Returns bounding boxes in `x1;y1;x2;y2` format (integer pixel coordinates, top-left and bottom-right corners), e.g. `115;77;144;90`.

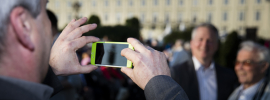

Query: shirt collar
0;75;53;99
192;56;215;71
238;78;265;98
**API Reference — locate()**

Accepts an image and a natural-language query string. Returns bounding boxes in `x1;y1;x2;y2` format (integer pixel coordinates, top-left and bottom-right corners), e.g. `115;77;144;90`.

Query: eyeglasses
235;60;264;67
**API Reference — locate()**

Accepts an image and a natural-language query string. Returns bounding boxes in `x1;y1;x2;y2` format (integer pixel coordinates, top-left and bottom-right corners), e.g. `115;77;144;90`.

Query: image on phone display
95;43;129;67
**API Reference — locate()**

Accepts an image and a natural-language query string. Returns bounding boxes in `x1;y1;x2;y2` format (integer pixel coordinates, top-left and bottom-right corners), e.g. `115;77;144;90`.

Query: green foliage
163;26;194;44
83;25;140;42
83;15;140;42
87;15;101;27
125;17;140;29
217;31;242;69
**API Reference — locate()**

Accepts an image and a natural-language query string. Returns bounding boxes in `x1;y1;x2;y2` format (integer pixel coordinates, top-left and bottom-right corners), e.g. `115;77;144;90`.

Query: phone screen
95;43;129;67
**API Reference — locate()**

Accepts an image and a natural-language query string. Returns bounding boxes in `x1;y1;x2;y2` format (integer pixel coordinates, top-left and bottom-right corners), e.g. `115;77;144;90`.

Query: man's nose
236;63;244;70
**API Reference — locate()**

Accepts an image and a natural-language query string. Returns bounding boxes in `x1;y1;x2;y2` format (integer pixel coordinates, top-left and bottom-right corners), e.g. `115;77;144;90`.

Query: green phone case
91;42;134;68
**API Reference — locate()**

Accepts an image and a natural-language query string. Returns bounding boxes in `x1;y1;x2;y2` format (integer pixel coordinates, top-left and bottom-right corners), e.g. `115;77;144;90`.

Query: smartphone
91;42;134;68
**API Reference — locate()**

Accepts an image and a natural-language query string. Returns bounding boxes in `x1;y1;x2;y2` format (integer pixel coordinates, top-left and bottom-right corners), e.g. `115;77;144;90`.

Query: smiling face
190;27;218;62
235;49;266;85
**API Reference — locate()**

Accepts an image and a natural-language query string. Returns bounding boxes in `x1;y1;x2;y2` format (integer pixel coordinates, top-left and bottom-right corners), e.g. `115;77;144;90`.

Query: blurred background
47;0;270;100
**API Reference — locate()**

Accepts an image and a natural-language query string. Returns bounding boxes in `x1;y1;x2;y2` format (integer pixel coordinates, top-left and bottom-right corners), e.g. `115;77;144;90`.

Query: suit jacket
144;75;189;100
171;59;238;100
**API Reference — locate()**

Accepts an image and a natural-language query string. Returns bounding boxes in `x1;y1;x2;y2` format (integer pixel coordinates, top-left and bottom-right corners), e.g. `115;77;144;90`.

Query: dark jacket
144;75;189;100
171;59;238;100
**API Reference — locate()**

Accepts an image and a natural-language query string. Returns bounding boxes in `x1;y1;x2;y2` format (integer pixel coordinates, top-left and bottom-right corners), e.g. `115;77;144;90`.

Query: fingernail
91;24;97;27
82;17;87;20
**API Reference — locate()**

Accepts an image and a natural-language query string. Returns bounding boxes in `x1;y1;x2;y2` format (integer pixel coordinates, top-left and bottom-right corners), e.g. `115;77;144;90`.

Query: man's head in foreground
0;0;51;83
190;23;219;66
235;41;269;89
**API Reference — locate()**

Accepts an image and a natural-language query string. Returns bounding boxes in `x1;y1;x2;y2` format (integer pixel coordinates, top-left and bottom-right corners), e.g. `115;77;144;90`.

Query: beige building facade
47;0;270;40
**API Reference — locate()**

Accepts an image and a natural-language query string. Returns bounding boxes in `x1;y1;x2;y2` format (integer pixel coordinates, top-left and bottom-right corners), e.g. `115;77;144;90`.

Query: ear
10;6;35;51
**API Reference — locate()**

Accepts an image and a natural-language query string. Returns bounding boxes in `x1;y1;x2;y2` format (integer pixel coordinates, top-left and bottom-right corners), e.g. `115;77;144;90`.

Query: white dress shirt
237;78;265;100
193;57;217;100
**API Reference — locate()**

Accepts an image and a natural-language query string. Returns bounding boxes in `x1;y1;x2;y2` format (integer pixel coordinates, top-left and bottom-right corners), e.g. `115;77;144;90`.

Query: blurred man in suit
171;23;238;100
229;41;270;100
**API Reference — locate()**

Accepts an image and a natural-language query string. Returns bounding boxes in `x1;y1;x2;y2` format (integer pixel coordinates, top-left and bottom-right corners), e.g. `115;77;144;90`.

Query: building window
68;14;72;21
116;13;121;23
129;0;133;6
223;12;228;21
104;13;108;21
239;12;244;21
166;0;171;5
193;16;197;23
79;0;83;6
141;0;146;6
207;13;212;22
165;14;170;23
153;0;158;6
223;26;227;33
105;0;109;6
179;0;184;6
193;0;198;6
128;13;133;18
240;0;245;4
117;0;121;6
256;11;260;21
141;14;145;23
178;13;183;22
153;13;158;23
224;0;228;5
67;0;72;7
208;0;213;5
91;0;96;6
257;0;261;4
55;0;60;8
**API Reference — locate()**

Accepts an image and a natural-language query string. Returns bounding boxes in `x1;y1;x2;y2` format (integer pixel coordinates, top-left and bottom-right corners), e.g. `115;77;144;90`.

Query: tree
125;17;140;30
87;15;101;27
218;31;242;69
163;26;194;45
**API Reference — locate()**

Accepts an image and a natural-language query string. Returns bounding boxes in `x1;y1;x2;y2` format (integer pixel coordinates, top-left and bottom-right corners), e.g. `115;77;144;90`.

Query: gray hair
239;41;270;63
191;23;219;41
0;0;41;58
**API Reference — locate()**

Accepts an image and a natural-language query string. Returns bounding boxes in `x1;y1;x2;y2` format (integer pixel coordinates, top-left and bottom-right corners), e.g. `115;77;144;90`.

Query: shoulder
262;82;270;98
171;60;192;71
0;77;39;100
144;75;189;100
228;86;241;100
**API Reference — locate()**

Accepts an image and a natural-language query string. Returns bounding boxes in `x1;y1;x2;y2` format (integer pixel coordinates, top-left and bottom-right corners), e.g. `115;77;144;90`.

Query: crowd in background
46;7;270;100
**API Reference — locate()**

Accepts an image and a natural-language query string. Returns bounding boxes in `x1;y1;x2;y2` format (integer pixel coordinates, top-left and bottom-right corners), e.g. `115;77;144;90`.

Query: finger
71;36;100;50
127;38;147;53
77;65;98;74
121;48;140;66
61;17;88;38
67;24;97;40
121;67;134;79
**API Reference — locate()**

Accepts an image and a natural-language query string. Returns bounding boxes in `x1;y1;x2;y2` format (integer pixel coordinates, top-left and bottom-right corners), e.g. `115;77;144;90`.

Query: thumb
78;65;98;74
121;67;134;79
